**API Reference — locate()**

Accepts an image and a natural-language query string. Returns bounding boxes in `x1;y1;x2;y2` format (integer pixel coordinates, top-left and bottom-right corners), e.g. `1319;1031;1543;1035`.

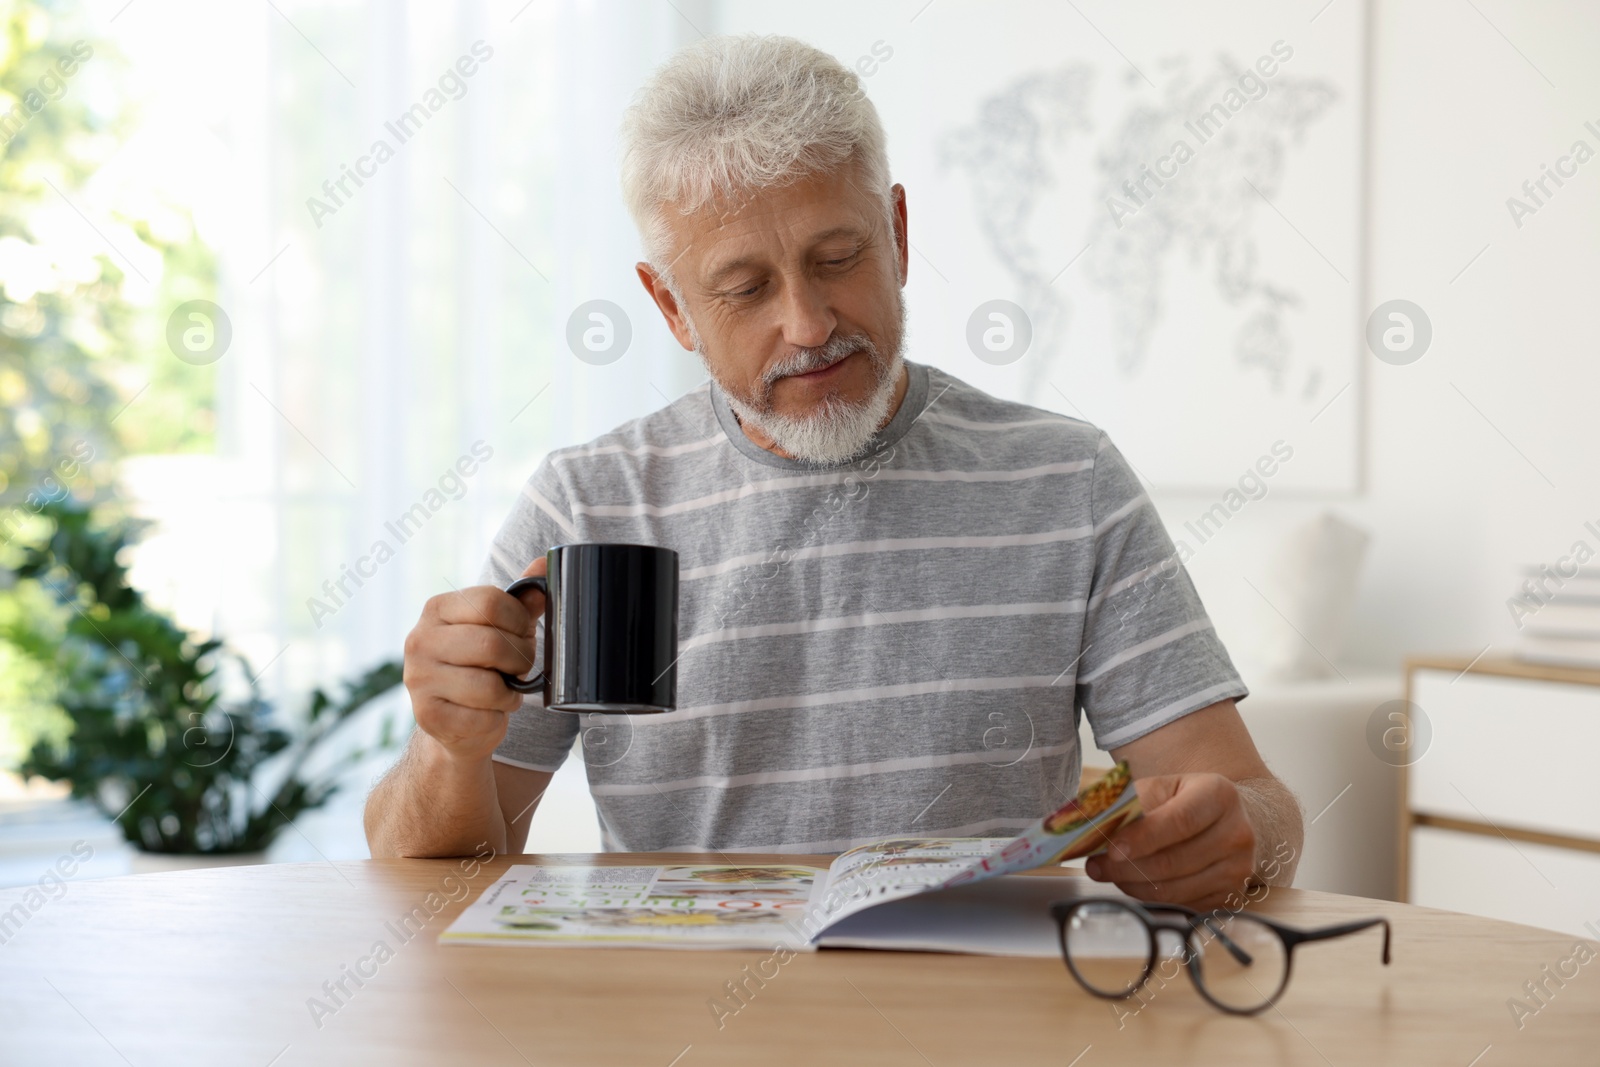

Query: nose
777;275;836;351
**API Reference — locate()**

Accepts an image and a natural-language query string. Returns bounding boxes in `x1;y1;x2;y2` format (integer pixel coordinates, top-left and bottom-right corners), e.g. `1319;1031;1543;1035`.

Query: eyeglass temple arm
1285;917;1392;964
1198;915;1255;967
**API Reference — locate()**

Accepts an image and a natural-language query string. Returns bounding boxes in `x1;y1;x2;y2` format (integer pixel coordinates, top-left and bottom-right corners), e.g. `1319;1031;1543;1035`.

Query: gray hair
619;34;894;293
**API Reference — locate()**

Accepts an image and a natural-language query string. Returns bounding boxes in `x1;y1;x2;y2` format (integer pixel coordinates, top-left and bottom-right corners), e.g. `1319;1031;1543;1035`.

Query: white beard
692;297;907;466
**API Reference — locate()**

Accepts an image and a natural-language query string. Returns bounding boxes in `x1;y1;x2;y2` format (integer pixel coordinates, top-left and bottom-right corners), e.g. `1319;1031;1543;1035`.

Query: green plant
5;502;402;854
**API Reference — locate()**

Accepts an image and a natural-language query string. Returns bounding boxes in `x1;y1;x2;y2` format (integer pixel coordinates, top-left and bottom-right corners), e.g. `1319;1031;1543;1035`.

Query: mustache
761;334;875;388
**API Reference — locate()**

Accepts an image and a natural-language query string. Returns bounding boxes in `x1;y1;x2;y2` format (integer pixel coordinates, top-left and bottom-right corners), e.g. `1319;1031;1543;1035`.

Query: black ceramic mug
497;543;678;713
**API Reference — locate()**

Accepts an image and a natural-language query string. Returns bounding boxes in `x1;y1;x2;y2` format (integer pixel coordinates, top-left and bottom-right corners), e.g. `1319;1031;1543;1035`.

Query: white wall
1161;0;1600;671
712;0;1600;674
51;2;1596;874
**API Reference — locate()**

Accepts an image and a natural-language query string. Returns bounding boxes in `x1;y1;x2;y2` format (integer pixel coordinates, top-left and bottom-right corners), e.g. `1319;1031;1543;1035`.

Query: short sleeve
480;456;582;772
1075;433;1248;750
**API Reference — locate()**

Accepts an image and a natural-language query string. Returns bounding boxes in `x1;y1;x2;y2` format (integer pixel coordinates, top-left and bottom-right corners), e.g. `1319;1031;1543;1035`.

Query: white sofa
1078;670;1403;900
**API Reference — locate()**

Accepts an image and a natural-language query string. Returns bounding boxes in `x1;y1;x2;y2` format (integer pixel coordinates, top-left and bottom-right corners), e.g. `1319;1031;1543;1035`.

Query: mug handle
498;574;548;694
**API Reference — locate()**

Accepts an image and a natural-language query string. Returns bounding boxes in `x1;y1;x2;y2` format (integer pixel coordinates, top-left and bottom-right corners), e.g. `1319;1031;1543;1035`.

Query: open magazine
440;763;1142;956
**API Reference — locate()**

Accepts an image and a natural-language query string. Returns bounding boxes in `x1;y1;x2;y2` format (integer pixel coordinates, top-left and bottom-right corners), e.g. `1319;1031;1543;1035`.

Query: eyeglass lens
1188;912;1290;1012
1061;901;1153;997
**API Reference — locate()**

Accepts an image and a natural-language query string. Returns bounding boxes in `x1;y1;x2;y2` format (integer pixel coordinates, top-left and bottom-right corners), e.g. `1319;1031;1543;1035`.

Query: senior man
365;34;1302;909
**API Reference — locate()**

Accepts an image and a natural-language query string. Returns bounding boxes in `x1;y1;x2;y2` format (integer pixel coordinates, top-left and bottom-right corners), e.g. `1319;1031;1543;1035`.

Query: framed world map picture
722;0;1368;492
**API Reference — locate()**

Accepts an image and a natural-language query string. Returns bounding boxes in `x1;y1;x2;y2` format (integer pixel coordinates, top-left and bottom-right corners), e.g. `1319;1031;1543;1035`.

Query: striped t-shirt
480;359;1247;853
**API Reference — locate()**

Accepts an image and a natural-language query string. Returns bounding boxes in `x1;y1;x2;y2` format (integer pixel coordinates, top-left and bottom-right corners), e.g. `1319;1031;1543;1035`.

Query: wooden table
2;853;1596;1065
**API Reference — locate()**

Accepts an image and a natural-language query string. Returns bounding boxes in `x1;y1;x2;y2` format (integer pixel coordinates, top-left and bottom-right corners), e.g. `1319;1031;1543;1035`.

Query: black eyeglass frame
1049;898;1392;1016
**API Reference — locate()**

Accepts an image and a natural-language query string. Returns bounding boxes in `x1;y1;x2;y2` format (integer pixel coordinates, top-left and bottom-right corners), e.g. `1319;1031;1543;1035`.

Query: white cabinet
1410;671;1600;838
1410;827;1600;939
1404;659;1600;938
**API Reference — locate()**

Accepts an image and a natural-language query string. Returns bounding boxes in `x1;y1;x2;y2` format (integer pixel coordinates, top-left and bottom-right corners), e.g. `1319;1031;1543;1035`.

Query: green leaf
9;502;404;853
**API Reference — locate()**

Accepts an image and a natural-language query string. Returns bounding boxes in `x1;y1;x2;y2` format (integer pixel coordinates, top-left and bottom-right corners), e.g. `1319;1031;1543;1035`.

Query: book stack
1514;566;1600;669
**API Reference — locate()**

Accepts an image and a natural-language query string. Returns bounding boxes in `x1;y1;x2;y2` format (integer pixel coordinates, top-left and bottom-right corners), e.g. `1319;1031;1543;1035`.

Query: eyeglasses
1049;898;1391;1016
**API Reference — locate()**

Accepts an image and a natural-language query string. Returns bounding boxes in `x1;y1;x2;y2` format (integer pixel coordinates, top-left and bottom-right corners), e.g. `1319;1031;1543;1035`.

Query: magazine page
797;838;1006;934
815;872;1090;957
439;764;1143;952
934;763;1142;890
439;863;827;949
801;763;1143;938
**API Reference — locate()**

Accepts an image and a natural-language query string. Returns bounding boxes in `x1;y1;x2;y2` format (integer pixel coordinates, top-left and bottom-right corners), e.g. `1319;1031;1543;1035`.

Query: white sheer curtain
204;0;710;858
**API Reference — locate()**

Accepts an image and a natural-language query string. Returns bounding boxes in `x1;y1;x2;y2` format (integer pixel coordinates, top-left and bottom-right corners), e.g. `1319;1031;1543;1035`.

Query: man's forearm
365;735;509;858
1236;775;1304;888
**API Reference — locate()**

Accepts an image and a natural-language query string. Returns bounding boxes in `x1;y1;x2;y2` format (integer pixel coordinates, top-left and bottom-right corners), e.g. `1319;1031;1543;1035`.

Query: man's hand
1084;773;1258;911
1086;700;1304;910
401;555;546;765
366;555;553;859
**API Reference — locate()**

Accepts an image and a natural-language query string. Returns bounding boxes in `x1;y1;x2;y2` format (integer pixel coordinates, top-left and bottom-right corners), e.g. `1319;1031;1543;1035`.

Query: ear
889;183;908;287
636;263;696;352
